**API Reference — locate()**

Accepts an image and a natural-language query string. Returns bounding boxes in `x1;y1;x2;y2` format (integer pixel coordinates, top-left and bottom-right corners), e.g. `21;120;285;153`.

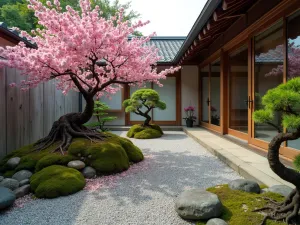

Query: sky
118;0;207;36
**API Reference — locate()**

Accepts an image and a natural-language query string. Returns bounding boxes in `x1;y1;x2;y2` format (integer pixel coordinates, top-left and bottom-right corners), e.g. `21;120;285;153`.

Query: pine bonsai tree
123;88;166;126
253;77;300;225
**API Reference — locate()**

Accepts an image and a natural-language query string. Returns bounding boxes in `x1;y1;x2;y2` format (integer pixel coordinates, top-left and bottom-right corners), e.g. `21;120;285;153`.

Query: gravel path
0;131;241;225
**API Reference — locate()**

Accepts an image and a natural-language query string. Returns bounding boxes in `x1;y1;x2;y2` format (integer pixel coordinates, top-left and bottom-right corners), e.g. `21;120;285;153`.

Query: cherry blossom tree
0;0;180;153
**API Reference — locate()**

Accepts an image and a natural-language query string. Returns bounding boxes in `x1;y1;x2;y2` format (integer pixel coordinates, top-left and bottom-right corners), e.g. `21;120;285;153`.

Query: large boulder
263;185;293;197
14;184;31;198
127;124;163;139
207;218;228;225
12;170;32;182
0;187;16;210
175;189;223;220
0;178;19;191
81;166;96;179
67;160;85;170
6;157;20;169
30;165;85;198
228;179;260;193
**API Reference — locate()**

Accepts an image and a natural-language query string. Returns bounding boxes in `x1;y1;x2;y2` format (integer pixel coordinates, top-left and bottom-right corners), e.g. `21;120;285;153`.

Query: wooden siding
0;67;79;158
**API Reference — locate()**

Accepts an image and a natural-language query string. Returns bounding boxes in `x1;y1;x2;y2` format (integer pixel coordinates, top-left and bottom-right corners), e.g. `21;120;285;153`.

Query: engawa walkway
183;127;294;188
0;131;241;225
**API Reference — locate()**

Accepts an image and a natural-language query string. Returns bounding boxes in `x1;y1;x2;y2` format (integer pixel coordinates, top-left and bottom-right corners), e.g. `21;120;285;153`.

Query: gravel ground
0;131;242;225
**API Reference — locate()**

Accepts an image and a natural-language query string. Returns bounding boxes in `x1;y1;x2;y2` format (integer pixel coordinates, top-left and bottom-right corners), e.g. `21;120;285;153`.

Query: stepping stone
0;187;16;210
175;189;223;220
6;157;20;169
19;179;30;187
68;160;85;170
12;170;32;182
207;218;228;225
263;185;293;197
229;179;260;193
0;178;19;191
82;166;96;179
14;185;31;198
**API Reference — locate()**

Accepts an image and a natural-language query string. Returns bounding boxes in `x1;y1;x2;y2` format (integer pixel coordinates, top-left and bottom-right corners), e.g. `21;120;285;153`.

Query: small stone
6;157;21;169
0;176;4;182
81;166;96;179
0;187;16;210
229;179;260;193
78;153;81;157
264;185;293;197
175;189;223;220
206;218;228;225
14;185;31;198
80;157;85;161
19;179;30;187
88;155;92;159
0;178;19;191
67;160;85;170
12;170;32;182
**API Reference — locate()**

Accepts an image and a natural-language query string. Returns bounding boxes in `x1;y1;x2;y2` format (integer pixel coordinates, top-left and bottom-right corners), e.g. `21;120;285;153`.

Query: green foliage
196;184;285;225
127;124;163;139
85;101;117;131
30;165;85;198
35;154;77;172
293;154;300;171
0;0;141;34
253;77;300;130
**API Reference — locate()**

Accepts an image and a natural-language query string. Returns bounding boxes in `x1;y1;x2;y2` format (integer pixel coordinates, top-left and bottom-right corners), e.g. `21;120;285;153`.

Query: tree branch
266;122;282;133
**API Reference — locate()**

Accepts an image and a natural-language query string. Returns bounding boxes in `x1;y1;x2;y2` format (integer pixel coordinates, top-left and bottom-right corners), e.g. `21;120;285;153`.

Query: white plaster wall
181;66;199;125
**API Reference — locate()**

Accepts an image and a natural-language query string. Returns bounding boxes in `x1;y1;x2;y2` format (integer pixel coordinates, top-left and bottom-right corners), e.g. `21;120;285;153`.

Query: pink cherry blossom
0;0;181;98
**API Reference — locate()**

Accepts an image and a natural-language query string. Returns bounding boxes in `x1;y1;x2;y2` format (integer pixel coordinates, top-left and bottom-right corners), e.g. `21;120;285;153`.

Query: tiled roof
255;45;284;63
146;37;186;63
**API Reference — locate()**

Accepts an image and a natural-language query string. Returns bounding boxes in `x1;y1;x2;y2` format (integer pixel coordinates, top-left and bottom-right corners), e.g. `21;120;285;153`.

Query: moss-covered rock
127;124;163;139
35;154;77;172
196;184;285;225
30;165;85;198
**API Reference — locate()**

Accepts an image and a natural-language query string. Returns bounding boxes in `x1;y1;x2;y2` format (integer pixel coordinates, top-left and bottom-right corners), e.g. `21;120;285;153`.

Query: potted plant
210;106;220;125
183;106;196;127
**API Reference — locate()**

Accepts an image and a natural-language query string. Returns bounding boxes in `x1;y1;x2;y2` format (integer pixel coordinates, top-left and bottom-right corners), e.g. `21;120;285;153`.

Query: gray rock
67;160;85;170
14;185;31;199
12;170;32;182
6;157;21;169
175;189;223;220
264;185;293;197
82;166;96;179
0;178;19;191
0;187;16;210
229;179;260;193
19;179;30;187
207;218;228;225
0;176;4;182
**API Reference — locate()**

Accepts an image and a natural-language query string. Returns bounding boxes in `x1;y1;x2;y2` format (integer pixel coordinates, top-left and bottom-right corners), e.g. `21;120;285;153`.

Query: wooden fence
0;67;80;158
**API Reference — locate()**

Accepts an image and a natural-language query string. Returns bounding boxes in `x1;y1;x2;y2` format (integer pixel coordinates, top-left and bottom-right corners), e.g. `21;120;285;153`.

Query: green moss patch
127;124;163;139
30;165;85;198
35;154;77;172
196;184;285;225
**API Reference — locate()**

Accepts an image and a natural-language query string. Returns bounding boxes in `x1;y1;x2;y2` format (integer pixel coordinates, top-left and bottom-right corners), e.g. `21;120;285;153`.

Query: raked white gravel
0;131;242;225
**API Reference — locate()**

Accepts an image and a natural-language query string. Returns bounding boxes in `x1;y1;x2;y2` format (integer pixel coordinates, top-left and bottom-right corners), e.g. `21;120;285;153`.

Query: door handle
206;98;210;106
244;96;253;109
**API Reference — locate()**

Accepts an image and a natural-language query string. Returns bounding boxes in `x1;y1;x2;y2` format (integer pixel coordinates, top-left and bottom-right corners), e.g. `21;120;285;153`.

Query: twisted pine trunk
34;96;105;154
255;130;300;225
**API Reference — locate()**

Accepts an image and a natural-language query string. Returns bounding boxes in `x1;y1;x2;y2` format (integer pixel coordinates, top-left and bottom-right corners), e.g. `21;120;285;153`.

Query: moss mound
127;124;163;139
0;133;143;177
30;165;85;198
196;184;285;225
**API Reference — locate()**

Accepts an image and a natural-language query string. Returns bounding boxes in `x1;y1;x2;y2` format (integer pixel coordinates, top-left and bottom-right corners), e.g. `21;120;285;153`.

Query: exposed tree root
34;113;106;153
253;188;300;225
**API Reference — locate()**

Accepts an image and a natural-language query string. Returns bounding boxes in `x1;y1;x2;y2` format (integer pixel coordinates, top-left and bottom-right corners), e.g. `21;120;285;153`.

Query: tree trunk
34;96;104;154
143;113;152;127
255;130;300;225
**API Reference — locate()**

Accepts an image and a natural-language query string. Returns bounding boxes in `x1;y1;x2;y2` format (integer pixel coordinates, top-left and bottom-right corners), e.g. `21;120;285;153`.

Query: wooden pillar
220;49;228;134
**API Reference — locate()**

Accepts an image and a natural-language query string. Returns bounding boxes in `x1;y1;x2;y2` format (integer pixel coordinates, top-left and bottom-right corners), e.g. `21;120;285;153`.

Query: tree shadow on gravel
88;147;240;207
